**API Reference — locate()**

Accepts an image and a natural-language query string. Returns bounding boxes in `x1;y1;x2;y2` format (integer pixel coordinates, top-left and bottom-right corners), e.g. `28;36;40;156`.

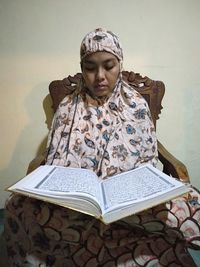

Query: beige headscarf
79;28;123;101
80;28;123;62
46;28;157;178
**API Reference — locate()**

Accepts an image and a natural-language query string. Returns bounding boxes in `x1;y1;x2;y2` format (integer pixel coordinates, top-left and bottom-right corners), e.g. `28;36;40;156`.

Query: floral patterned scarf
46;79;157;179
46;28;157;178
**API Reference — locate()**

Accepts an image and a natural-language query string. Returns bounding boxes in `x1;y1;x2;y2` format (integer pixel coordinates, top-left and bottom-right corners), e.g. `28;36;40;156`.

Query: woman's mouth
95;84;108;90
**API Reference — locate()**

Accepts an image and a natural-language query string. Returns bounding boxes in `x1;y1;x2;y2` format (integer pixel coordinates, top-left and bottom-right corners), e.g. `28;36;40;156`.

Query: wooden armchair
27;71;190;182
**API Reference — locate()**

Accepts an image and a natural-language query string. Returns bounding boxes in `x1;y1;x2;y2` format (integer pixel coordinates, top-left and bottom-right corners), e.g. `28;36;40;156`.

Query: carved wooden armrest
158;141;190;182
27;151;47;174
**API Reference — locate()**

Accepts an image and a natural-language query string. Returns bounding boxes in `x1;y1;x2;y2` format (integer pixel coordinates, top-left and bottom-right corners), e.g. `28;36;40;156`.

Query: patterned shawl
46;80;157;179
46;28;157;179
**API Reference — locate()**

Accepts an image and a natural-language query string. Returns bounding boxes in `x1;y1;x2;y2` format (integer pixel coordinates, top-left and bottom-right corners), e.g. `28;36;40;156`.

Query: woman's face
81;52;120;97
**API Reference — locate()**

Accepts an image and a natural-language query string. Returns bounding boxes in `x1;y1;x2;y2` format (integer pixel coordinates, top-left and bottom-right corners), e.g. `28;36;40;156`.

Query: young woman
5;28;199;266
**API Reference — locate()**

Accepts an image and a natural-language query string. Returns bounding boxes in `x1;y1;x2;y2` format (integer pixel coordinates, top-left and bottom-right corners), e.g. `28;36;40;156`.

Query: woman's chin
94;88;111;97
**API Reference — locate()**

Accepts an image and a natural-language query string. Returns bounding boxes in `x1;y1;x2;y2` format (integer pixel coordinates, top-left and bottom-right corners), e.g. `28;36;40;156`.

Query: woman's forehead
83;51;118;64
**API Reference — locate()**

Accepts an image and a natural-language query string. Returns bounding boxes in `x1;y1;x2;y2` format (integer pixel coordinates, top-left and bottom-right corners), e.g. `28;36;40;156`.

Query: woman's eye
105;64;114;70
84;65;96;71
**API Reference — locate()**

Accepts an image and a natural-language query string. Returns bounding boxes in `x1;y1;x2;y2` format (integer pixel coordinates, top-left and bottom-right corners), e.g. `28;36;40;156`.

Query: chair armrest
158;141;190;182
27;151;47;174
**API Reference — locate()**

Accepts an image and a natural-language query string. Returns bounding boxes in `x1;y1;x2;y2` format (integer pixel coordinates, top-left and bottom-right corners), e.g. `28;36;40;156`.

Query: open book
7;164;190;224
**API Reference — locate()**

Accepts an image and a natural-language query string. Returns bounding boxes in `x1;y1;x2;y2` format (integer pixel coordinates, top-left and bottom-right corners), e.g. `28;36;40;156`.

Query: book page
101;165;183;211
8;166;103;217
13;166;102;204
34;167;101;199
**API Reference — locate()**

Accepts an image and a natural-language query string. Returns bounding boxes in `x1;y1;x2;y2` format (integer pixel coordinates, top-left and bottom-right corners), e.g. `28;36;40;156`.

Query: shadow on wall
0;82;54;207
36;92;54;155
32;93;54;156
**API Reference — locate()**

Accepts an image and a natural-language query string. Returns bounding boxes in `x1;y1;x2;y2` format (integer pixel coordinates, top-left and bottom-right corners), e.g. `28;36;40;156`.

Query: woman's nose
96;67;105;81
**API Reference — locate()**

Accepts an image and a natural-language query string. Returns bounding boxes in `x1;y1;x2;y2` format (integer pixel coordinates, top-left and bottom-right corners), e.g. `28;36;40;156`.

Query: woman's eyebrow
83;60;96;64
103;59;116;64
83;58;116;65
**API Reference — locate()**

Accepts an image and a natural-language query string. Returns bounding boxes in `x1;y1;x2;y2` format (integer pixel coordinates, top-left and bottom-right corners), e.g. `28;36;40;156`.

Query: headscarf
80;28;123;69
46;28;157;179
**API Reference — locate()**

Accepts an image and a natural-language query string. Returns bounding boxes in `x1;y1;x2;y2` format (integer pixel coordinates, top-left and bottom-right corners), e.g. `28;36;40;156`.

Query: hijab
80;28;122;62
46;28;157;178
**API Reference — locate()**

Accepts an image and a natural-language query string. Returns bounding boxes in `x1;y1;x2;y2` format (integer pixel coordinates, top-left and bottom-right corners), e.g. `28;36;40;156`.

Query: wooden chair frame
28;71;189;182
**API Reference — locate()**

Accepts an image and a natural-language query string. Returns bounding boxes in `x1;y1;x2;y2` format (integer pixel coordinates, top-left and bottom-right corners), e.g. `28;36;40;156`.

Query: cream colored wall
0;0;200;208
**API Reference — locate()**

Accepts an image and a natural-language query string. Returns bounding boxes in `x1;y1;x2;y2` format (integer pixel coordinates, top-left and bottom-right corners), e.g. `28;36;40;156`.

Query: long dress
4;80;200;266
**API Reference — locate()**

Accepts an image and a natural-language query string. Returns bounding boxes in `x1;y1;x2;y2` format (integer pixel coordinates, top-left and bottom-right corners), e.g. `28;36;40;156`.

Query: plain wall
0;0;200;208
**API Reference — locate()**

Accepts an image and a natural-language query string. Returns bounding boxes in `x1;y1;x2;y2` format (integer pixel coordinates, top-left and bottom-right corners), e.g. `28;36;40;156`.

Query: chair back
28;71;190;181
49;71;165;129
